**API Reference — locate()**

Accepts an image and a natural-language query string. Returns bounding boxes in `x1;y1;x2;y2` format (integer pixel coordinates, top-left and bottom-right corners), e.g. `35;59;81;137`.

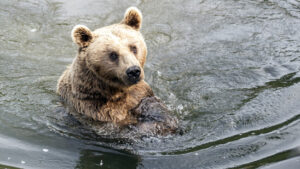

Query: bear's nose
126;66;141;82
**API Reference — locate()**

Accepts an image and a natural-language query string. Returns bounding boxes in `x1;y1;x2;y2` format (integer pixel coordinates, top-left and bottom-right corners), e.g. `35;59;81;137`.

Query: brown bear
57;7;178;134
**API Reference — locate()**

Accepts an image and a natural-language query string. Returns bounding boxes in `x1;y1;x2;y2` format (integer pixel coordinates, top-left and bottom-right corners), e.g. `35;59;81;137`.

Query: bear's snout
126;66;141;84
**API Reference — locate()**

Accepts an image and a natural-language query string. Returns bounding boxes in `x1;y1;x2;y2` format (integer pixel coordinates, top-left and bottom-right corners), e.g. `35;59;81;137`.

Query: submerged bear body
57;7;178;134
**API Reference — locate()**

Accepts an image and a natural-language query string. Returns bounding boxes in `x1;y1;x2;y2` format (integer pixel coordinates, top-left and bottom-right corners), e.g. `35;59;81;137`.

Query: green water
0;0;300;168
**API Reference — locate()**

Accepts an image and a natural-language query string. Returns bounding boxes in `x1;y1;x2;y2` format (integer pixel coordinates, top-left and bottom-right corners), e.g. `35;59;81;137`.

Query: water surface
0;0;300;168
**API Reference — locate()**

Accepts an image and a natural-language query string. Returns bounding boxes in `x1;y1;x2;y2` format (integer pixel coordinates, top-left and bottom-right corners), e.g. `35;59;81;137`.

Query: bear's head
71;7;147;89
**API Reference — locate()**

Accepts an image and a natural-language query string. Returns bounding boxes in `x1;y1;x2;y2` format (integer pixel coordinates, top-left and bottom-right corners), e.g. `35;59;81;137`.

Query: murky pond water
1;0;300;168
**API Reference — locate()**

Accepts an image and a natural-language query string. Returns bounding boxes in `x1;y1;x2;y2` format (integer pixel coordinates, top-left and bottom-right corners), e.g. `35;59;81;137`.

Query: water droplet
157;71;162;76
43;148;49;152
21;160;26;164
177;104;184;111
7;157;11;160
100;160;103;166
30;28;37;32
195;152;199;156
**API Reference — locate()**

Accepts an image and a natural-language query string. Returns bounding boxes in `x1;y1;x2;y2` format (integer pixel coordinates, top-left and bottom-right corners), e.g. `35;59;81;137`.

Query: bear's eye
130;45;137;55
109;52;119;61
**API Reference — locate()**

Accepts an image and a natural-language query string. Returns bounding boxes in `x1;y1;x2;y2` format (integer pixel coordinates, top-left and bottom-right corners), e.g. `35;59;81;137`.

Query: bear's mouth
109;76;140;87
111;77;125;85
127;77;140;85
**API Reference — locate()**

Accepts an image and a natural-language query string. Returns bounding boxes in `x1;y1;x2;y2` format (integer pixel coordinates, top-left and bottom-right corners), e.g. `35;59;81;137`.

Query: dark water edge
230;147;300;169
0;164;20;169
259;156;300;169
163;114;300;155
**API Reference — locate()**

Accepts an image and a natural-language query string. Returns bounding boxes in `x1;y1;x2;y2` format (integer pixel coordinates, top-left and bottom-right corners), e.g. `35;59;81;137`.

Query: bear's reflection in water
75;149;139;169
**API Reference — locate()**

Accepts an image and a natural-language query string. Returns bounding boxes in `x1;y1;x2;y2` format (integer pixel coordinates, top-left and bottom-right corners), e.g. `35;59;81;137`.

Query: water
1;0;300;168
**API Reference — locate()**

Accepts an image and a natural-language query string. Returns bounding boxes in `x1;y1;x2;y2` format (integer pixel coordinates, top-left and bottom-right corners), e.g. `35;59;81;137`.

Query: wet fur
57;7;178;132
57;54;153;123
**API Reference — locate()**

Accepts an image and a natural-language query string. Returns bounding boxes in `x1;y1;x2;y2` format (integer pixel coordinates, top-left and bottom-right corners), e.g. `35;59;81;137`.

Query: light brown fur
57;7;154;124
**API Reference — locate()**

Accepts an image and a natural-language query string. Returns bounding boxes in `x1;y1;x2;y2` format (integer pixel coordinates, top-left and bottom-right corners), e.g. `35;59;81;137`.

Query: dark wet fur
131;97;179;135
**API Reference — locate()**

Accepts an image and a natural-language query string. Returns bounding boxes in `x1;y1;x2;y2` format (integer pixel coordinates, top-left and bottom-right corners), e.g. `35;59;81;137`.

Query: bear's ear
71;25;93;47
122;7;142;30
